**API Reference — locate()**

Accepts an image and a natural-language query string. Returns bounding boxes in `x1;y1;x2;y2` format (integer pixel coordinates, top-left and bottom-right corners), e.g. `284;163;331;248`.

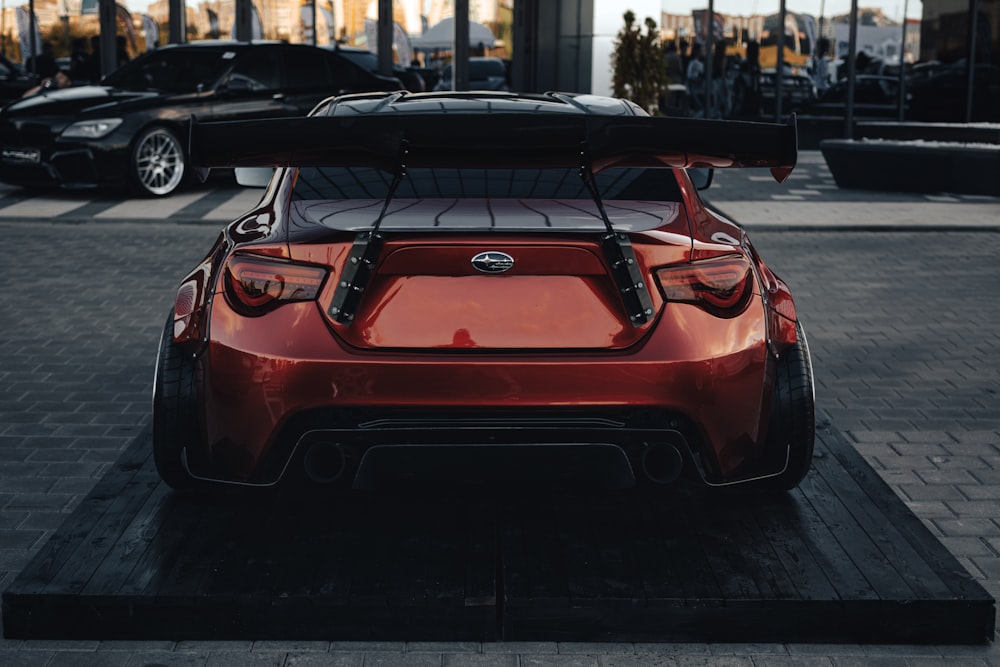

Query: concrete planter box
855;122;1000;144
820;138;1000;196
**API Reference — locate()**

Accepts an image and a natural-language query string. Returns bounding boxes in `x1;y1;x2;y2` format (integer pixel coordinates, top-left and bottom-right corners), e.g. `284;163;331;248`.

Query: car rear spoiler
189;113;798;183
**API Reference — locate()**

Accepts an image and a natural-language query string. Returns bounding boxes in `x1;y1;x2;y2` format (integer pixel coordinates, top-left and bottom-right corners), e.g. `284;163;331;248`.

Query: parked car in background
153;90;814;495
758;67;817;114
331;44;426;92
806;74;903;118
0;41;403;197
0;54;39;104
433;57;509;91
906;61;1000;122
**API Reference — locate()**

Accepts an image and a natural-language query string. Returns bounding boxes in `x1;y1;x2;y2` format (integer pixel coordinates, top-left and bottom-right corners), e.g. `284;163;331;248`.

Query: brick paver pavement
1;178;998;665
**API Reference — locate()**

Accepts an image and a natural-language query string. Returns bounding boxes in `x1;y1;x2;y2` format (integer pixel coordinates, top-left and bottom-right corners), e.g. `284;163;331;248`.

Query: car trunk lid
287;199;691;351
325;238;654;350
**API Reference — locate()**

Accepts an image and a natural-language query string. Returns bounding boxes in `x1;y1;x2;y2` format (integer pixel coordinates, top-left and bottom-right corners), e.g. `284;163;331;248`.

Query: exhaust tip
641;442;684;485
303;441;348;485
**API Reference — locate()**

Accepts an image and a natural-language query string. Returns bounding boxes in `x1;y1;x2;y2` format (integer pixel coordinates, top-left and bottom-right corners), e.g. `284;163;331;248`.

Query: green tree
611;11;669;115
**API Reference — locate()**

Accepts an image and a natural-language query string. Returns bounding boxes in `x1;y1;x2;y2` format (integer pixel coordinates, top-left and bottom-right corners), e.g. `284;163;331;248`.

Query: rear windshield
292;166;682;201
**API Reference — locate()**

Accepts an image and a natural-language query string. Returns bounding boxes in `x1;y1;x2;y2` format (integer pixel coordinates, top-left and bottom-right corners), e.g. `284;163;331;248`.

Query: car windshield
292;166;681;201
103;48;235;93
470;60;505;79
440;60;505;81
338;50;378;72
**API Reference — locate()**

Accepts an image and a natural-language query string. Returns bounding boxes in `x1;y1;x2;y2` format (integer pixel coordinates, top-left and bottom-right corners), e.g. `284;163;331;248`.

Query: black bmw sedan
0;41;403;197
0;53;38;105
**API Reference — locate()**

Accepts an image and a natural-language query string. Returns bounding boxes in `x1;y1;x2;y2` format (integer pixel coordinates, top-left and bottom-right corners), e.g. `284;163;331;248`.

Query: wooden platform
3;427;994;643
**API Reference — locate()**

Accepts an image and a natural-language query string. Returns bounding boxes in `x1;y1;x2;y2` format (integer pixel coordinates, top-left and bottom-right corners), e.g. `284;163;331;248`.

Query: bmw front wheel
131;126;186;197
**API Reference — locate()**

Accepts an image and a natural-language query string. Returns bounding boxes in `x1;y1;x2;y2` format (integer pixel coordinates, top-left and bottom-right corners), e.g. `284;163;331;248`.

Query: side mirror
689;168;714;190
234;167;273;188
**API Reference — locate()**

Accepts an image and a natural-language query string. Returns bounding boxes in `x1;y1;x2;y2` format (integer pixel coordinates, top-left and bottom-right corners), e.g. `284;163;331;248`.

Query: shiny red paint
162;91;805;489
174;190;793;487
199;293;771;481
300;236;679;350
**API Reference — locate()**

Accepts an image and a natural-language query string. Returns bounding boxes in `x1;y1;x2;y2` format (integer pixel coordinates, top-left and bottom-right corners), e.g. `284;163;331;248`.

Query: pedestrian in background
659;40;689;116
732;40;762;119
22;42;71;97
664;41;684;84
709;39;731;118
810;37;834;94
69;38;89;83
25;41;58;79
116;36;131;69
79;35;102;83
686;41;705;117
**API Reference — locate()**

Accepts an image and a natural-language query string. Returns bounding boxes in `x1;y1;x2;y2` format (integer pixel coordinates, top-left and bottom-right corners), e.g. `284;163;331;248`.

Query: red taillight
224;255;328;316
655;256;754;318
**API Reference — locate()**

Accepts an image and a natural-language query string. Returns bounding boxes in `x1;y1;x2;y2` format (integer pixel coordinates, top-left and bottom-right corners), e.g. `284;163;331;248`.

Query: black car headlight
59;118;124;140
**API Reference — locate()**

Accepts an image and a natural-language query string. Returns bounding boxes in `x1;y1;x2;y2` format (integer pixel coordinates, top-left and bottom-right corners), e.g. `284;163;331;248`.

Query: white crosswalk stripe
96;191;209;219
0;150;996;225
0;196;89;218
0;186;259;223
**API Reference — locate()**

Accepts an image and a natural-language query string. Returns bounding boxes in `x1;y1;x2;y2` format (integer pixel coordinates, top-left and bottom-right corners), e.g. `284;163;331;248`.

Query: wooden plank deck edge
3;425;995;644
819;427;997;608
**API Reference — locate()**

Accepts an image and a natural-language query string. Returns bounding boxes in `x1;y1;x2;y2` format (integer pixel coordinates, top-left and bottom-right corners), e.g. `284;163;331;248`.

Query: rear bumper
194;296;774;486
202;410;694;489
352;442;640;489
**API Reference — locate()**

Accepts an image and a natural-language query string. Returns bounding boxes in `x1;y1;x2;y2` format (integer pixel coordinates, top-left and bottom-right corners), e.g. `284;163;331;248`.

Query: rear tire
152;313;201;490
759;321;816;491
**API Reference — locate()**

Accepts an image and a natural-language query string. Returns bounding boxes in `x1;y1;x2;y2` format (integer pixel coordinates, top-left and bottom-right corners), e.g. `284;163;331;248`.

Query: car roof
440;56;506;66
158;40;285;48
151;40;332;55
322;91;645;117
331;44;372;54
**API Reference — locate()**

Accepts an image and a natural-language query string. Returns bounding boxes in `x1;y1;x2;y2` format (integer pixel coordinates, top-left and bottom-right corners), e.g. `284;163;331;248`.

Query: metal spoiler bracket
327;142;409;325
579;146;655;327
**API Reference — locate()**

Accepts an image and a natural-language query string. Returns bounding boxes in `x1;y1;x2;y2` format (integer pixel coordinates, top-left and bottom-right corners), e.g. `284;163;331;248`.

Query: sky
122;0;923;31
660;0;923;22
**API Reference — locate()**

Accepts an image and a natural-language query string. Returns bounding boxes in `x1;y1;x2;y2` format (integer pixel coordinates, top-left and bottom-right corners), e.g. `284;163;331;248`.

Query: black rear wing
189;113;798;183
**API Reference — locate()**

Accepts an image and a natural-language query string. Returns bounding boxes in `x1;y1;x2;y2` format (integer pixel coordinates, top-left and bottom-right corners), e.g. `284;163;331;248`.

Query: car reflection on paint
153;90;815;496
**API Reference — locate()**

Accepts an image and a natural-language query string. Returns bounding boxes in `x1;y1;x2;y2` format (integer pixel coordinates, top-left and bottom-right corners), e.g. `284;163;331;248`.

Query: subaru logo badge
471;251;514;274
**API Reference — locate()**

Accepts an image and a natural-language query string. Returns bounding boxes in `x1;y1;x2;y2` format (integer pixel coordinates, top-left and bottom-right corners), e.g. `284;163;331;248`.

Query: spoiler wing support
327;142;409;324
578;146;655;327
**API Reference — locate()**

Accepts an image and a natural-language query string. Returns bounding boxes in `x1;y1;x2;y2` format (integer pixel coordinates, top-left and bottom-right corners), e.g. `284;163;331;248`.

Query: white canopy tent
411;17;497;51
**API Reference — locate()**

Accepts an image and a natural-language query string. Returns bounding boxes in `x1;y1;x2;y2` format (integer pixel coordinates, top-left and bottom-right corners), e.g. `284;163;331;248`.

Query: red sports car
153;91;813;492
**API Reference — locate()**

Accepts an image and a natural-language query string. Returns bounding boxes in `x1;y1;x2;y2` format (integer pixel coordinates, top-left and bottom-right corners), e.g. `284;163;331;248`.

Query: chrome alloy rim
135;129;184;196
